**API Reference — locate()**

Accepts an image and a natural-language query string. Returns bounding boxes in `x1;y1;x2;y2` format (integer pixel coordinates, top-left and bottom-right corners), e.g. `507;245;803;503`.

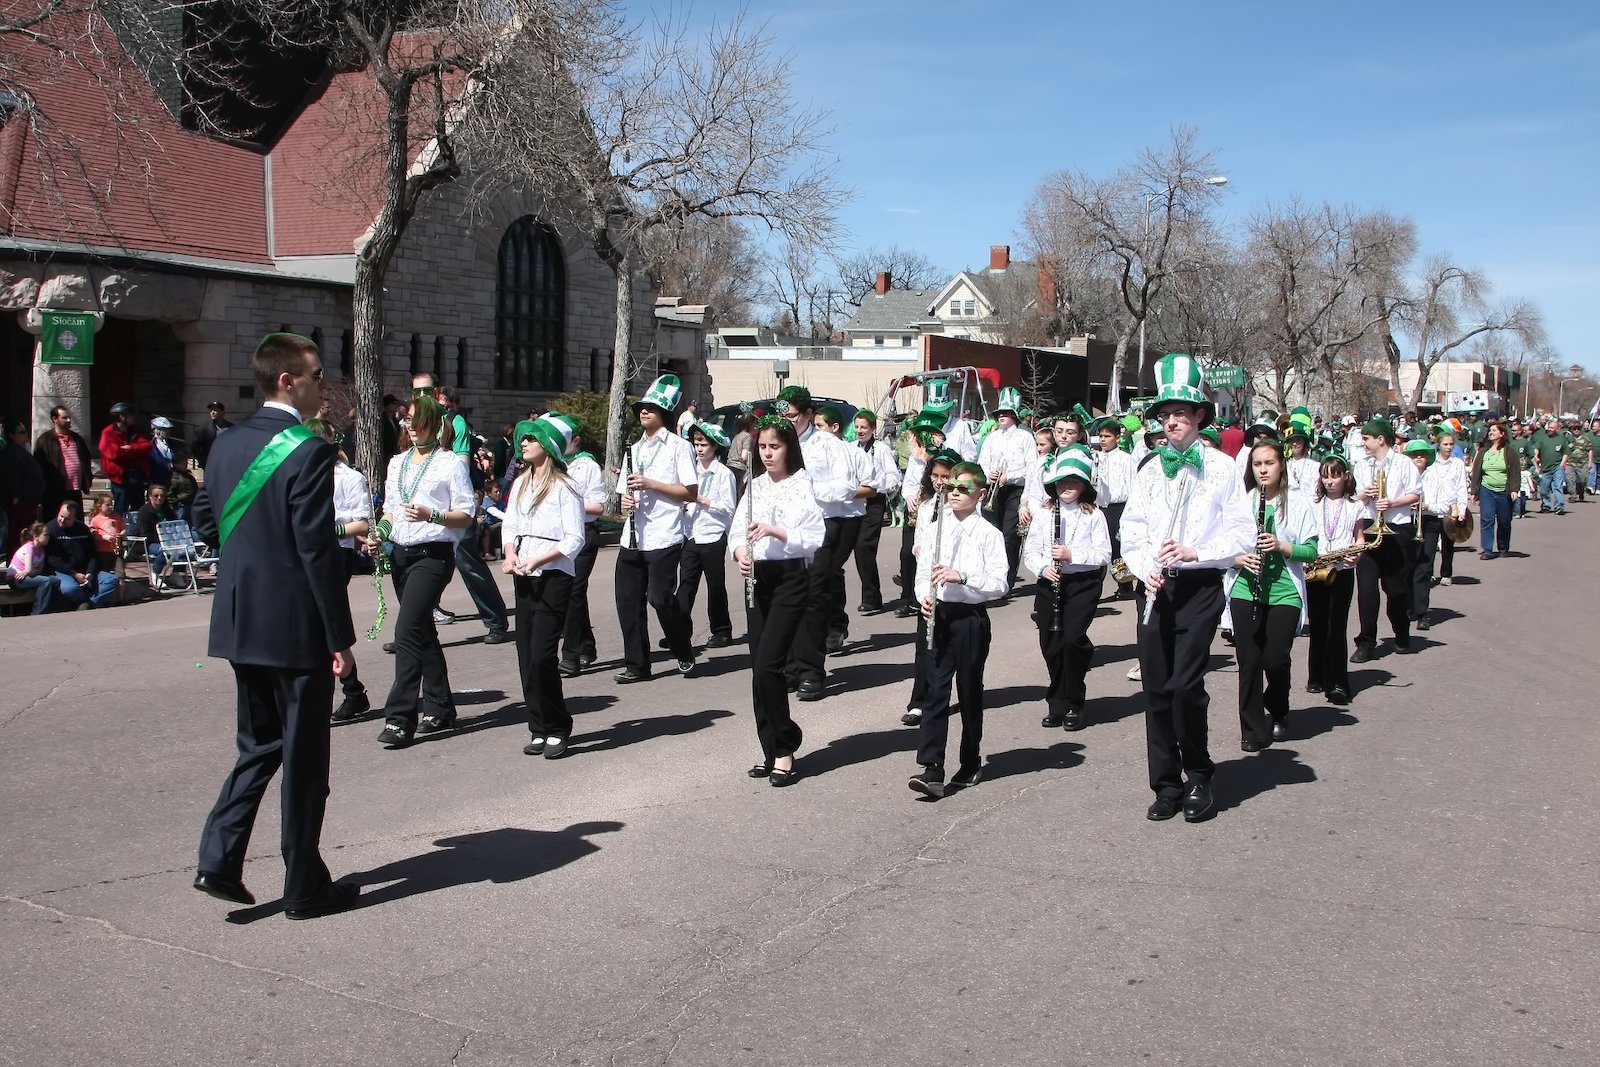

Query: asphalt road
3;504;1596;1066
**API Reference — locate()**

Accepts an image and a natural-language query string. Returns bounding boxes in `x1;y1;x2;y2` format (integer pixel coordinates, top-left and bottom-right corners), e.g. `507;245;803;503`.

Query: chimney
990;244;1010;271
1038;264;1058;312
874;271;891;295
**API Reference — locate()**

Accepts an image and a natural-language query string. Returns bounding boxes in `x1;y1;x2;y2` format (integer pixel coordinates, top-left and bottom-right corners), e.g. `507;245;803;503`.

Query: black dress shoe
1394;638;1413;653
908;767;945;799
1146;795;1181;821
383;641;397;654
577;653;596;668
193;872;255;906
1062;706;1086;732
901;709;922;726
893;603;917;619
614;668;649;684
769;762;799;787
706;634;732;649
1182;781;1215;823
857;602;883;615
825;632;846;654
1240;738;1270;753
522;737;546;755
543;736;569;760
483;629;512;645
677;658;696;676
1327;686;1352;706
948;764;982;791
557;660;581;678
416;711;456;734
1305;680;1324;694
747;762;772;779
797;680;825;702
1415;618;1431;632
332;690;371;722
1041;712;1064;729
1270;716;1288;742
376;724;413;749
657;637;672;650
285;881;360;921
1350;645;1372;664
785;676;800;693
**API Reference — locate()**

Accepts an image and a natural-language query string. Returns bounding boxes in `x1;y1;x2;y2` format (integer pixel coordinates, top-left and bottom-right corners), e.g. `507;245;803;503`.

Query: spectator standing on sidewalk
98;403;152;517
3;417;45;554
33;405;92;520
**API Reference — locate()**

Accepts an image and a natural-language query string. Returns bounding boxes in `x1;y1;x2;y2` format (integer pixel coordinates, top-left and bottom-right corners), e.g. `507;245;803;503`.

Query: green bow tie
1157;442;1204;479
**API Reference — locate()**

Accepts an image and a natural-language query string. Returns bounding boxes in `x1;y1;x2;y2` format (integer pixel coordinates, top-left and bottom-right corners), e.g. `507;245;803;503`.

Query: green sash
218;424;316;548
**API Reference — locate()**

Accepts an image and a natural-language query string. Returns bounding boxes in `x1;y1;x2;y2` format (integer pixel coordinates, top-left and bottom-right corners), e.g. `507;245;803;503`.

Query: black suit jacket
191;406;356;669
33;429;92;506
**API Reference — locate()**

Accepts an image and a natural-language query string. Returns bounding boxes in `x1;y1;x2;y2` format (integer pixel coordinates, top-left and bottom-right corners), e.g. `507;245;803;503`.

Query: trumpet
1109;557;1135;585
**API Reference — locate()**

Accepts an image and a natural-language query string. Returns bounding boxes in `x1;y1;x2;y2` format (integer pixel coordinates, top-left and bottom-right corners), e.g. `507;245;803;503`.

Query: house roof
966;262;1041;316
843;288;941;333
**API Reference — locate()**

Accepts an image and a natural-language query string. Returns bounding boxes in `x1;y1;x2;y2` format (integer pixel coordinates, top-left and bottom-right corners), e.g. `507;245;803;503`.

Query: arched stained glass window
496;218;565;391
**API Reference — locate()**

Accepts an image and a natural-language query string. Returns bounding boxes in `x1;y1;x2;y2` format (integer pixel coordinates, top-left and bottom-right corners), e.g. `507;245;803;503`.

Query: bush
550;389;639;461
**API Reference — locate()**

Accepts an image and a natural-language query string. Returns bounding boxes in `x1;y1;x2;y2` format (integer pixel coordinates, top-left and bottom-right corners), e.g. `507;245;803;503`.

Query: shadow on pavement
1288;705;1357;741
454;689;506;706
1212;748;1317;814
982;740;1086;782
825;660;914;694
985;684;1047;711
1348;667;1395;695
1422;607;1465;626
569;708;734;755
1094;642;1138;666
801;726;919;777
1085;692;1145;726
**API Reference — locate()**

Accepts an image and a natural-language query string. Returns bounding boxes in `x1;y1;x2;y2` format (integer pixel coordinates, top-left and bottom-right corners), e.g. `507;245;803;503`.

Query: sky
630;0;1600;374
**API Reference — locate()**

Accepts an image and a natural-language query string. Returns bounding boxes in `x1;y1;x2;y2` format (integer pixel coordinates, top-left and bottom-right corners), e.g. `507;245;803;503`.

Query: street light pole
1131;175;1227;412
1557;377;1583;416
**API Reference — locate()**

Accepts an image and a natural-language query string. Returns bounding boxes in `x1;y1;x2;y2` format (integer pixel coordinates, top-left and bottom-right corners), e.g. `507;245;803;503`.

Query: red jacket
1219;426;1245;458
98;424;152;483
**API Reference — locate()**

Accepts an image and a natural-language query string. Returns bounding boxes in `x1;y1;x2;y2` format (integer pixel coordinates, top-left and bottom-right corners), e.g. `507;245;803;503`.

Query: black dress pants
1035;569;1102;716
826;516;861;639
985;483;1024;588
749;559;809;762
383;543;456;730
790;517;855;681
560;523;600;664
1356;521;1414;648
917;602;991;771
339;547;371;699
515;570;573;738
897;521;917;606
908;613;931;712
615;543;693;673
854;496;887;610
676;535;732;641
1411;514;1453;618
1305;568;1353;693
198;663;335;906
1138;572;1224;797
1230;599;1300;746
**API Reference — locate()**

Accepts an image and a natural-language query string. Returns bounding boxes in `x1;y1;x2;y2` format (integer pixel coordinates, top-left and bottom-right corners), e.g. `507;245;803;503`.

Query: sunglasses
947;482;981;495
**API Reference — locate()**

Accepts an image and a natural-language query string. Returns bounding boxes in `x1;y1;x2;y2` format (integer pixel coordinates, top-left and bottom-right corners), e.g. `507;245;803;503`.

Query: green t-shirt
1231;506;1316;608
448;412;471;456
1480;447;1507;493
1533;433;1568;474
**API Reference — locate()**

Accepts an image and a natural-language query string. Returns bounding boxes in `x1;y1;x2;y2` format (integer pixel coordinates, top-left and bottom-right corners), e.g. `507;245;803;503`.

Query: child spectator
6;523;58;614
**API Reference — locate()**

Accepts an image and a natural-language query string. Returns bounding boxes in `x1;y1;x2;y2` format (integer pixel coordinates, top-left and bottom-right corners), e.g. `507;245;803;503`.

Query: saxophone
1305;499;1383;583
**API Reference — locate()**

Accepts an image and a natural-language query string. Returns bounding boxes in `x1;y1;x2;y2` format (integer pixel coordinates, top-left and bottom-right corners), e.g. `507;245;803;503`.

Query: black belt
934;600;989;619
393;541;455;560
753;558;807;573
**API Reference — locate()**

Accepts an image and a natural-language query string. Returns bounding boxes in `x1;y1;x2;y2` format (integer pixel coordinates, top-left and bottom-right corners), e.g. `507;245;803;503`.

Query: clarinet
742;457;756;609
1048;502;1065;633
1254;487;1271;605
621;433;641;549
926;489;946;652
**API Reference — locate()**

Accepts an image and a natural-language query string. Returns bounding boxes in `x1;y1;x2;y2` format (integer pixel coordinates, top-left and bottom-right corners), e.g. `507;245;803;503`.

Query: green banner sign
40;310;95;366
1203;364;1245;389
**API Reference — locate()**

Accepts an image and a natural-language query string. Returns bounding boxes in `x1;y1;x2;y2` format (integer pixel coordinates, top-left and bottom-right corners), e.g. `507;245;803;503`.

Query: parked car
708;397;858;438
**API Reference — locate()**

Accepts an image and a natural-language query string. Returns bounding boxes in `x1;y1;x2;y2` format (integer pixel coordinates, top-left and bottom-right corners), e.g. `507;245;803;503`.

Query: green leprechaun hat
1286;406;1313;441
633;373;683;415
693;420;730;449
994;387;1023;419
1044;444;1097;499
922;378;956;415
515;413;575;469
1149;353;1214;428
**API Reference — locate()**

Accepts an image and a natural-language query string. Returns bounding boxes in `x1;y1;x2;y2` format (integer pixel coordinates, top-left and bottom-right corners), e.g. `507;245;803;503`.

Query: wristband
375;519;392;541
336;521;346;539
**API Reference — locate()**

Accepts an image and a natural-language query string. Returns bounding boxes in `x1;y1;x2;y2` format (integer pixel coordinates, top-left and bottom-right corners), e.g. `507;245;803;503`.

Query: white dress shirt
1420;456;1469;516
1224;488;1321;626
333;462;370;549
900;453;927;505
1023;451;1049;511
978;424;1035;486
728;470;825;562
501;475;585;576
1094;446;1135;506
840;436;872;519
1022;502;1113;579
384;447;475;546
685;458;737;543
1120;444;1255;583
942;414;978;462
1352;447;1421;525
1314;495;1365;557
859;438;899;496
798;424;861;519
618;428;698;551
1287;455;1321;498
565;453;607;526
913;507;1008;604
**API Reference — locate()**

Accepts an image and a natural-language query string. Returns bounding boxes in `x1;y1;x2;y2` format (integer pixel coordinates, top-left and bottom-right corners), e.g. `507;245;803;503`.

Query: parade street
2;508;1595;1067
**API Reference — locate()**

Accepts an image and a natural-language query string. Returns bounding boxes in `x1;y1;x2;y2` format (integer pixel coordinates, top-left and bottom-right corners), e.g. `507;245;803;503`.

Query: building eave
1;238;353;291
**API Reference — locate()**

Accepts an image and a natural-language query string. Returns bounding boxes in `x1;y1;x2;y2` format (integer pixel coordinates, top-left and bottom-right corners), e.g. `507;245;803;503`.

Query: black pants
515;570;573;738
340;547;373;699
676;535;732;641
826;516;862;639
908;613;932;712
1230;599;1299;746
898;521;917;606
198;663;335;906
854;496;887;610
615;543;693;673
791;517;856;681
1138;572;1224;797
560;524;600;664
1411;514;1453;618
383;543;456;730
1035;569;1102;716
749;559;809;762
453;529;509;632
1305;568;1353;694
917;602;991;771
1102;501;1126;561
985;483;1024;588
1356;520;1414;647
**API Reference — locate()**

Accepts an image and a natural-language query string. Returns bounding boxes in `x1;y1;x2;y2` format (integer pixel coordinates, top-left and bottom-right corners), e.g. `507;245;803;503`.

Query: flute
1141;472;1194;627
926;488;946;652
742;457;755;608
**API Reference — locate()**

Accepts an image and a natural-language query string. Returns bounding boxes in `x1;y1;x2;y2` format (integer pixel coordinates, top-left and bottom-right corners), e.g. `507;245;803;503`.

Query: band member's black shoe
908;767;945;799
523;737;546;755
1182;781;1215;823
797;680;825;702
1146;795;1181;821
377;725;413;749
1305;680;1323;694
901;709;922;726
769;762;799;787
417;712;455;734
1240;738;1270;752
614;668;649;684
332;691;371;723
1271;716;1288;742
747;762;772;779
1327;686;1352;706
677;658;696;677
948;765;982;791
383;641;397;654
577;653;596;669
483;629;512;645
1062;705;1086;731
1041;712;1064;729
706;634;732;649
557;659;581;678
543;736;569;759
1415;618;1431;631
785;675;800;693
825;632;846;654
1350;645;1372;664
893;603;917;618
193;872;254;906
1394;638;1413;653
658;637;671;650
857;602;883;615
284;881;359;921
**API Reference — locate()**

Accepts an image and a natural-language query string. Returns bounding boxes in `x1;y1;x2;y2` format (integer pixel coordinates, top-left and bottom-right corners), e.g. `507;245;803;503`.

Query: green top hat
904;410;947;437
691;420;730;449
994;387;1023;419
545;410;583;455
922;378;956;414
1200;425;1222;447
633;374;683;415
1148;353;1214;428
515;414;574;469
1045;444;1097;500
1143;417;1165;445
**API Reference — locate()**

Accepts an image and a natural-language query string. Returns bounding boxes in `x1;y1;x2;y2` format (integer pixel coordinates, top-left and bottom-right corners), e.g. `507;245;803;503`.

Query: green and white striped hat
1045;443;1096;495
994;386;1023;419
1148;353;1214;428
692;420;730;449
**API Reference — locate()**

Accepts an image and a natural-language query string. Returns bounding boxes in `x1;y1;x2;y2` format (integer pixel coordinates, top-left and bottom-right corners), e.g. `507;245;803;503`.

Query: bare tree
489;11;842;483
833;244;946;306
1017;352;1057;417
639;213;760;325
759;239;839;340
1020;127;1228;411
